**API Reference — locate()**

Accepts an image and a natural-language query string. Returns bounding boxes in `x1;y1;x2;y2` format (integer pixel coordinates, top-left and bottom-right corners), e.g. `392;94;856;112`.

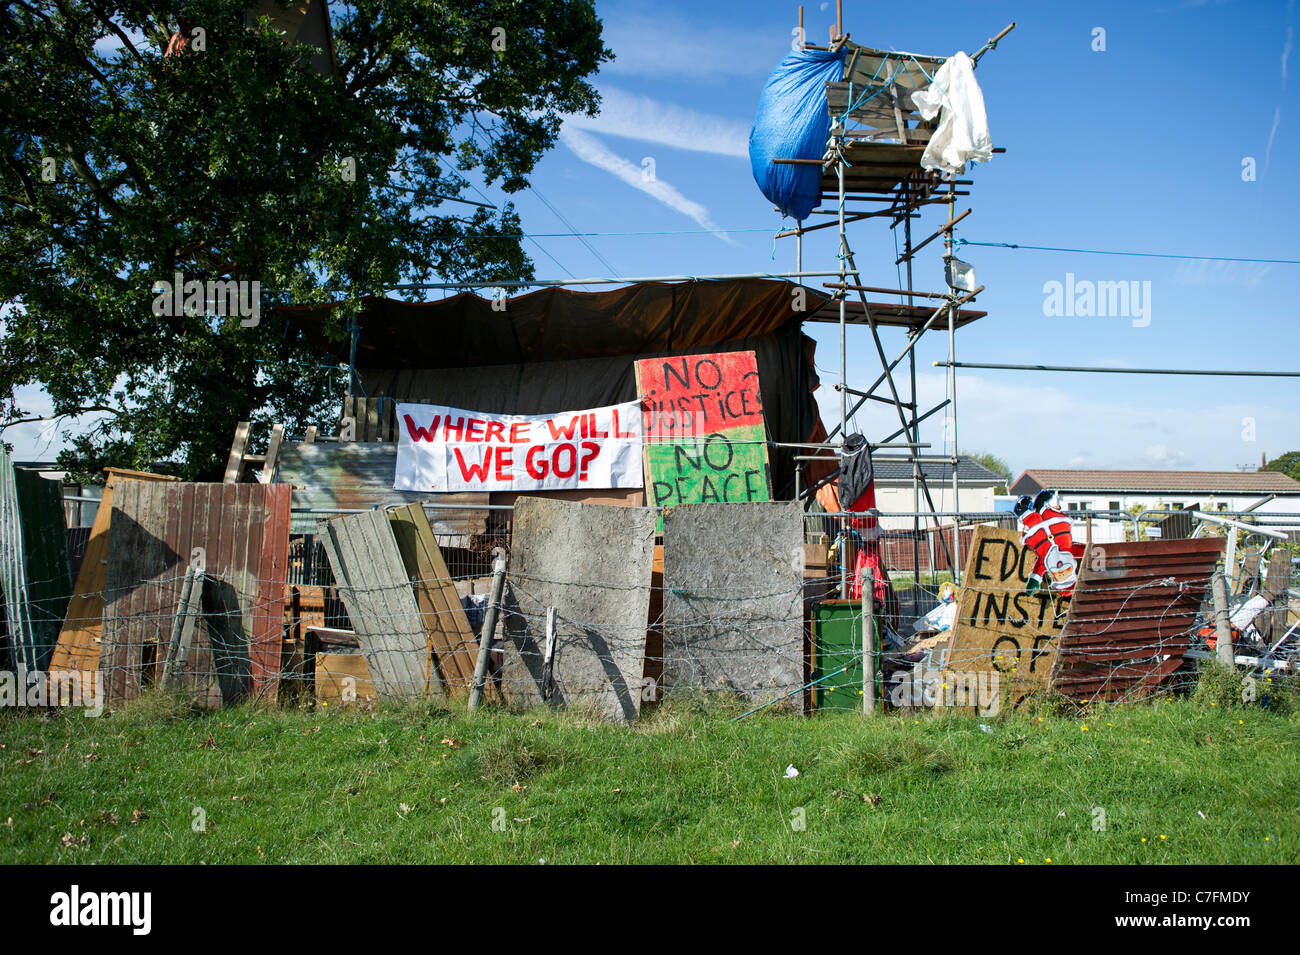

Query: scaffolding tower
777;7;1015;589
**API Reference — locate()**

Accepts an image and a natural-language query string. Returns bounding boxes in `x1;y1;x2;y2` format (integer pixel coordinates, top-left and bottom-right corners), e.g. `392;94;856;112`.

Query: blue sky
11;0;1298;482
514;0;1299;482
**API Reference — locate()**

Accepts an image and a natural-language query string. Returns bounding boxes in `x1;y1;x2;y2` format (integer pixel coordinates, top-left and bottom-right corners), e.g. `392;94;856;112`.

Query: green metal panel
811;599;882;712
0;450;72;674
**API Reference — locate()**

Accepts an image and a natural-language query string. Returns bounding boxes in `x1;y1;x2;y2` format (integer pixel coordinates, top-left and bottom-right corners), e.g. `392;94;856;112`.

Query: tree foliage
1261;451;1300;483
965;449;1011;492
0;1;610;478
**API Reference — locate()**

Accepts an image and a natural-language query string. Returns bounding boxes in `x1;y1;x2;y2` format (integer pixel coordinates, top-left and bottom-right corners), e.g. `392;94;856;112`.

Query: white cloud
814;370;1287;475
1145;443;1193;468
1283;25;1294;85
1171;258;1271;287
558;127;737;244
1266;105;1281;170
566;87;749;158
600;8;779;81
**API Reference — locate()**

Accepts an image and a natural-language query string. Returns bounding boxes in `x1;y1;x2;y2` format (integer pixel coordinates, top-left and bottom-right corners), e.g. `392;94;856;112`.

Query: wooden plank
365;398;380;442
387;503;479;694
1259;555;1291;641
258;423;285;484
162;567;203;689
224;421;251;484
318;509;431;698
315;652;377;704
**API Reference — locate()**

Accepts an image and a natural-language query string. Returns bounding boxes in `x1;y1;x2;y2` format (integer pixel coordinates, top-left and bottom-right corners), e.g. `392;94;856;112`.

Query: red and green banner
634;351;772;509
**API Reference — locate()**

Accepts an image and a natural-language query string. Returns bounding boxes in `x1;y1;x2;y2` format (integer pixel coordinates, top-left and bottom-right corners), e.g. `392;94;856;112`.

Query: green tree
1261;451;1300;483
0;1;610;479
964;449;1011;493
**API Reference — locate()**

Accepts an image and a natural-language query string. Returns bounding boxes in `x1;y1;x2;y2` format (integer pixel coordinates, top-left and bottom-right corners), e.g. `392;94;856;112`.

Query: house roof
873;455;1006;486
1009;469;1300;496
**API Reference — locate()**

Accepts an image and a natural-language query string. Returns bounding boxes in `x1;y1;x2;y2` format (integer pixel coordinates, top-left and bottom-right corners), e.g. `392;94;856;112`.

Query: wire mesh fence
5;504;1297;718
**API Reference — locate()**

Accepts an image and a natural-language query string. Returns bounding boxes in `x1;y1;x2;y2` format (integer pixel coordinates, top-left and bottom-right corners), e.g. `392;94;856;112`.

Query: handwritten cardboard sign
394;401;643;493
633;351;772;509
947;525;1072;708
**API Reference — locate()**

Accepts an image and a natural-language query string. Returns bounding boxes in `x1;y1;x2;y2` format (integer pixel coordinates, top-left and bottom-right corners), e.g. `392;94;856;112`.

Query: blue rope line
954;239;1299;265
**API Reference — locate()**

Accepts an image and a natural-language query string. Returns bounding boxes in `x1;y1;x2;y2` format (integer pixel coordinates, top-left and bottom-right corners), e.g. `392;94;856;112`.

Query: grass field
1;672;1297;864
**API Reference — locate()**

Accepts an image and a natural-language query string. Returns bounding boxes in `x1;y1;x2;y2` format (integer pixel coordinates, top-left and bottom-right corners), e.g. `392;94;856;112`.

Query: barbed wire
7;515;1297;716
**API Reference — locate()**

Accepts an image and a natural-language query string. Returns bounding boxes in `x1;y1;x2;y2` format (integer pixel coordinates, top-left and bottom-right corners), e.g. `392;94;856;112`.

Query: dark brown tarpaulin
278;280;827;497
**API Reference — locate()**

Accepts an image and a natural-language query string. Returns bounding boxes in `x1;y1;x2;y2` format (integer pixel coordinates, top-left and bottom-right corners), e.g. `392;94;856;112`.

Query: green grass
1;688;1297;864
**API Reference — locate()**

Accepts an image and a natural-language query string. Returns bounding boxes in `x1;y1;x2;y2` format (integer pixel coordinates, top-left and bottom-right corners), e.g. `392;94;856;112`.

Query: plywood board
634;351;772;509
500;497;657;722
49;470;177;680
661;501;804;710
315;652;378;704
387;503;479;694
317;509;432;698
946;525;1069;710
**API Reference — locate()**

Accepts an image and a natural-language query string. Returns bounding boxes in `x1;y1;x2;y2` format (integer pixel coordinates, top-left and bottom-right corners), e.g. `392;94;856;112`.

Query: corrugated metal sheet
317;509;430;698
275;441;488;536
50;470;178;678
0;449;72;675
1050;538;1225;702
100;482;291;705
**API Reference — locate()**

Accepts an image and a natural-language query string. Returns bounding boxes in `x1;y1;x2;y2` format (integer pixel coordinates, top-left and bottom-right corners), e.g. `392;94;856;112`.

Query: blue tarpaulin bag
748;48;846;222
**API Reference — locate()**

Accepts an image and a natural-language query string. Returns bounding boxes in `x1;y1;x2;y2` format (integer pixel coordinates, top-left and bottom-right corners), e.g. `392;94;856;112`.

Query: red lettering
552;443;577;479
453;446;492;483
612;408;636;438
402;413;441;442
494;446;514;481
484;420;506;442
525;444;548;479
509;422;529;443
465;418;485;441
546;416;581;440
443;416;466;442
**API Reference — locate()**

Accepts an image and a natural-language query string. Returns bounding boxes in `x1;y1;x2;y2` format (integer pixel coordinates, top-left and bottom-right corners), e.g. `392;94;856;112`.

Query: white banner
394;401;644;493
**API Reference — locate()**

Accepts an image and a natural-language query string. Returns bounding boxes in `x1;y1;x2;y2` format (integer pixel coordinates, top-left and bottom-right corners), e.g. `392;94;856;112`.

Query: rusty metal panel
0;448;72;676
275;441;488;537
100;482;291;705
317;509;430;698
1050;538;1225;702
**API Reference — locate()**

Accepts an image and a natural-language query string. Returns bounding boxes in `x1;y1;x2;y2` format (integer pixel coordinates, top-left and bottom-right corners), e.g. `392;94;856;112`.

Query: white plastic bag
911;51;993;176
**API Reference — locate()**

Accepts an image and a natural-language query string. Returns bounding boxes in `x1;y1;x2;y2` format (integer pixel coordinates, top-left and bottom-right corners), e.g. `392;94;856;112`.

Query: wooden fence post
861;567;877;716
1212;569;1234;666
468;552;507;711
